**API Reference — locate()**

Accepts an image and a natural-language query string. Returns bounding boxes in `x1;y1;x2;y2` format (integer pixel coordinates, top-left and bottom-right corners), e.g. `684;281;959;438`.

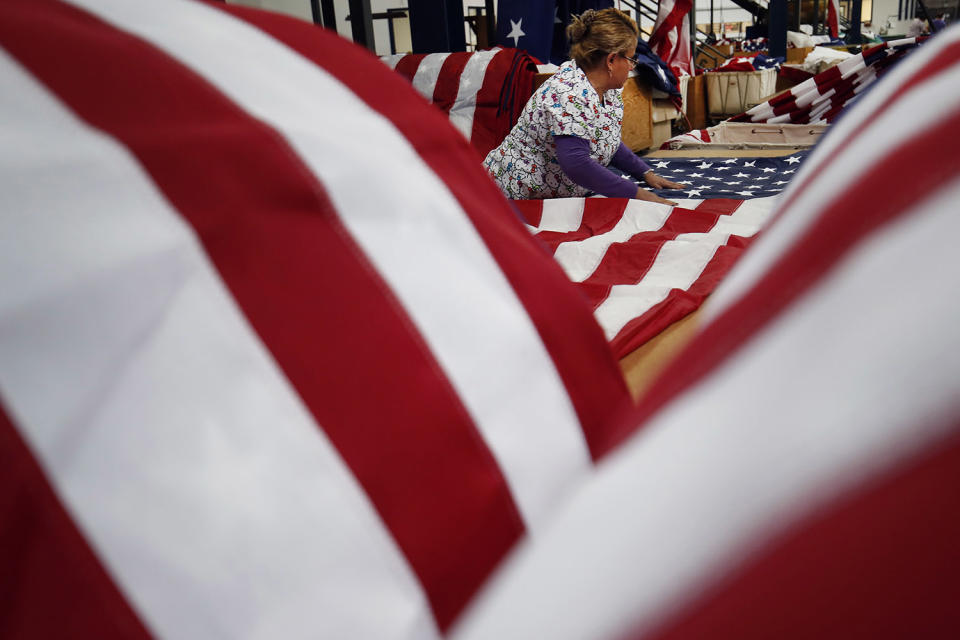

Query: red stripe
470;49;522;159
512;200;544;227
607;233;755;360
605;51;960;456
641;419;960;640
0;0;527;629
536;199;629;253
393;52;426;81
0;401;152;639
217;7;631;460
432;52;470;112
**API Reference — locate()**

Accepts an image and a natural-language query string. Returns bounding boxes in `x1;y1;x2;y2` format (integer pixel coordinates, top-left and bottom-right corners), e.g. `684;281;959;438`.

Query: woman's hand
635;187;677;206
643;170;687;190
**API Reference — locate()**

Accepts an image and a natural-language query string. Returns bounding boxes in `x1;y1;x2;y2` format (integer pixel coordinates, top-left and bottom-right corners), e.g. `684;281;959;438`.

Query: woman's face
608;43;638;90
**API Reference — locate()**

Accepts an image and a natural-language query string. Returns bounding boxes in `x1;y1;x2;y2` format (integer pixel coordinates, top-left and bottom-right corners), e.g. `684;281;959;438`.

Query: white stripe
68;0;592;530
704;28;960;323
380;53;405;71
448;48;501;140
533;198;585;233
594;197;775;339
411;52;450;100
0;51;438;640
553;201;673;282
455;174;960;640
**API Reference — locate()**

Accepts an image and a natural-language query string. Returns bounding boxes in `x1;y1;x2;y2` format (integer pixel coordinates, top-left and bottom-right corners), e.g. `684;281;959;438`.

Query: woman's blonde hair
566;8;639;70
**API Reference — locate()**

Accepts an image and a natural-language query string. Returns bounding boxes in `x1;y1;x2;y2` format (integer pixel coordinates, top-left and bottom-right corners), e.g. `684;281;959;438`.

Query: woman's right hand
635;187;677;206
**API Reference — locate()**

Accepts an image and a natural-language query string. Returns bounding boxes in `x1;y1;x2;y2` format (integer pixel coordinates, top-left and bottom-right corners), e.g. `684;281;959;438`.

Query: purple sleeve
554;136;637;199
609;142;652;178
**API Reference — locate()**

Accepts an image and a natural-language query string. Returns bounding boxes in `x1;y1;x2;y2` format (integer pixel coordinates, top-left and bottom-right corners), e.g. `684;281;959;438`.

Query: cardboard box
695;44;733;70
706;67;777;116
680;74;708;130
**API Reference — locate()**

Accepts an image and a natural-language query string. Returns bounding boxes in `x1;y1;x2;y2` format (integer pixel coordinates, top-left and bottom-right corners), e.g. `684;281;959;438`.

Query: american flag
512;152;809;357
0;1;631;637
648;0;694;81
382;47;538;158
454;24;960;640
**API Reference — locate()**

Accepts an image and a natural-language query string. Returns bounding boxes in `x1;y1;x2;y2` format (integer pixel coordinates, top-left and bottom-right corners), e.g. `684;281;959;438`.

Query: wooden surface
684;74;708;130
619;309;703;400
622;77;653;151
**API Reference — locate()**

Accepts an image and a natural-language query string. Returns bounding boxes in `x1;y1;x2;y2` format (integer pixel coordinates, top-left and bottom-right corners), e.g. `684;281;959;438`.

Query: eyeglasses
618;53;639;69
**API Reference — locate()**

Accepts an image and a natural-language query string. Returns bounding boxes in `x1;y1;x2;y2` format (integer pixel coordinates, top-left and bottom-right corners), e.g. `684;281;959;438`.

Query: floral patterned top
483;60;624;199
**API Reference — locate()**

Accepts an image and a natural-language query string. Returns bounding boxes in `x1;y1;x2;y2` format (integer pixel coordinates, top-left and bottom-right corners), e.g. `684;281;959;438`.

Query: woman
484;8;685;203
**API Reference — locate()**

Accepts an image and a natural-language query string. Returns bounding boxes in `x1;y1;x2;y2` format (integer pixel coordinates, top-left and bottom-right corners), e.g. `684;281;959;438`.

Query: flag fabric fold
0;0;632;637
648;0;694;82
453;24;960;640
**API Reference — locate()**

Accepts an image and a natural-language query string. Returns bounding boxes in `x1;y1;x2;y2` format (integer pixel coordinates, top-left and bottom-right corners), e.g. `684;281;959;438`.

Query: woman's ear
606;52;617;70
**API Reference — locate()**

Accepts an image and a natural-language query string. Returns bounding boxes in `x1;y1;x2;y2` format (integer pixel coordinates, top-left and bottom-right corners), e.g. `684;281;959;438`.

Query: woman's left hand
644;171;686;190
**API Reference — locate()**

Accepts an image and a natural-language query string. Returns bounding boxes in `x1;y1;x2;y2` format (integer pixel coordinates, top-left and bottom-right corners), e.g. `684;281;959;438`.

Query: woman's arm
555;137;676;204
555;136;637;198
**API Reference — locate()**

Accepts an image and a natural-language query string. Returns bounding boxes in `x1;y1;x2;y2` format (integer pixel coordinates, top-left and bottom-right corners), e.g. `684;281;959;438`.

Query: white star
742;160;756;167
784;169;796;174
506;19;525;47
714;166;730;171
728;181;741;185
755;176;769;180
689;172;704;178
723;158;739;164
655;161;670;168
785;155;801;164
733;172;750;178
706;176;722;181
762;167;776;173
686;189;702;197
656;66;667;82
737;190;754;196
696;162;713;169
774;180;790;185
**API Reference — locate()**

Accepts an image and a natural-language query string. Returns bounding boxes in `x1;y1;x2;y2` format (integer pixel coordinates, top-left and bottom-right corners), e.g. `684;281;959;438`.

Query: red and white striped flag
0;0;631;637
382;48;538;158
515;196;777;358
454;24;960;640
648;0;694;81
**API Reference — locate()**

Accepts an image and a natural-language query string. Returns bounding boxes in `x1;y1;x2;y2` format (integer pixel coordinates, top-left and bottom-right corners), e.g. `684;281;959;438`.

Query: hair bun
567;10;596;44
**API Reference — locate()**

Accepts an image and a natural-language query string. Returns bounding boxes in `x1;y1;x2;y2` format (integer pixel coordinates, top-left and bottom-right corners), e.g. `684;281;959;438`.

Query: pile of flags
729;37;923;124
712;52;784;72
382;48;538;158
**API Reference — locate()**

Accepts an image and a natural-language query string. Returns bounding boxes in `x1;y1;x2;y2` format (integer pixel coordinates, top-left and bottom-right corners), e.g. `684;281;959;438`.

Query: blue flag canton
622;152;810;200
497;0;555;63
